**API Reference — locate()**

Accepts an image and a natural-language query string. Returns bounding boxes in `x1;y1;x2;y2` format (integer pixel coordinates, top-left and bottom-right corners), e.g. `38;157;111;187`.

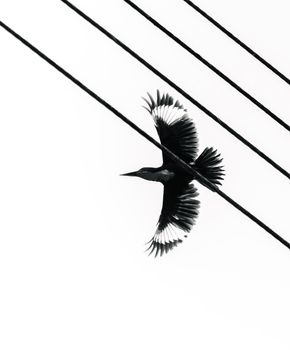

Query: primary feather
147;180;200;256
143;91;199;165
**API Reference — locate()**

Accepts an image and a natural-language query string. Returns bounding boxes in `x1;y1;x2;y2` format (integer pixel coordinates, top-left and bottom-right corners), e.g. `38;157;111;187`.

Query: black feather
143;90;199;164
146;180;200;257
195;147;225;186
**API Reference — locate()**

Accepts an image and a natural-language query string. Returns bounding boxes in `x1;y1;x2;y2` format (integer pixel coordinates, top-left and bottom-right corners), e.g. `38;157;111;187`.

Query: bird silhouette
122;91;224;256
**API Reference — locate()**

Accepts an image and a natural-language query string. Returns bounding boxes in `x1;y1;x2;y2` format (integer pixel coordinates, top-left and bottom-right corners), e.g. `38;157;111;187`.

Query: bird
121;91;224;256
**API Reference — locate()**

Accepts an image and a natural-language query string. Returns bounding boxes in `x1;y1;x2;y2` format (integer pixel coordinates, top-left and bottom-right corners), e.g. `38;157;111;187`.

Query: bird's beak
120;171;139;177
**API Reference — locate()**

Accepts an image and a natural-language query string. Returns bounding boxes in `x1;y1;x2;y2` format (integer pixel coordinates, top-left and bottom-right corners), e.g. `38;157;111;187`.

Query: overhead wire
182;0;290;86
124;0;290;132
60;0;290;181
0;19;289;250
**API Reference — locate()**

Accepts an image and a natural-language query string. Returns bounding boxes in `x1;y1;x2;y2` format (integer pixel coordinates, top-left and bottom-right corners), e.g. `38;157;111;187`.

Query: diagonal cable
0;19;289;251
182;0;290;86
124;0;290;132
60;0;290;181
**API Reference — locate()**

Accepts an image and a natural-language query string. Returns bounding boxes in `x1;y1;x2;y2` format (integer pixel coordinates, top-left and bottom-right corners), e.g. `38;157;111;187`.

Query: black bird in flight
122;91;224;256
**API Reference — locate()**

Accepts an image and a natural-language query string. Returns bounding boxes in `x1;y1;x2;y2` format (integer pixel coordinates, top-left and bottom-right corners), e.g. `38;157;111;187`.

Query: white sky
0;0;290;349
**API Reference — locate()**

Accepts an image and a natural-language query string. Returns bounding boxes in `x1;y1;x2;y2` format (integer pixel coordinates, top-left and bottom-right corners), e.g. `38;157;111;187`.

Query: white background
0;0;290;349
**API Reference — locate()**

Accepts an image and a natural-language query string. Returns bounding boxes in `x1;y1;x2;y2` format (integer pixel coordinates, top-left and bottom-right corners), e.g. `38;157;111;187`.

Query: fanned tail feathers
195;147;224;186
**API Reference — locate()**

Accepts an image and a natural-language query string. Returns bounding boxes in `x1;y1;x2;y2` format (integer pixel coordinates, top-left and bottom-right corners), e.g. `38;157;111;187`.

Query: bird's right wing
143;91;199;165
147;180;200;257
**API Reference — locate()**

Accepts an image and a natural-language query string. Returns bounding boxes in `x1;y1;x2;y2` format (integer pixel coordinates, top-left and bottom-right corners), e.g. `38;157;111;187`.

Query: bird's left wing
147;180;200;257
143;91;198;165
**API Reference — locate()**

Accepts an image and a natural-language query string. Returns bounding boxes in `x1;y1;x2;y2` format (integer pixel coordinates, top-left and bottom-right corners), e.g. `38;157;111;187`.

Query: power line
124;0;290;132
60;0;290;181
0;19;289;251
182;0;290;86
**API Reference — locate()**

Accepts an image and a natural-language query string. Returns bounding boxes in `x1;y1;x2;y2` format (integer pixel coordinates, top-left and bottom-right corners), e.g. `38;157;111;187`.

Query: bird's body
122;91;224;256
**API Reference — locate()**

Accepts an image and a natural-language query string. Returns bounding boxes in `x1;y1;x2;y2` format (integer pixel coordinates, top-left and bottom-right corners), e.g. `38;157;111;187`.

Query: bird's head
120;167;157;181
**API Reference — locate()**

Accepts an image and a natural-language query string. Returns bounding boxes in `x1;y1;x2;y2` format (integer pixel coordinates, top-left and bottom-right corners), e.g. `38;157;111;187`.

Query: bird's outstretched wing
143;90;198;165
147;180;200;257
